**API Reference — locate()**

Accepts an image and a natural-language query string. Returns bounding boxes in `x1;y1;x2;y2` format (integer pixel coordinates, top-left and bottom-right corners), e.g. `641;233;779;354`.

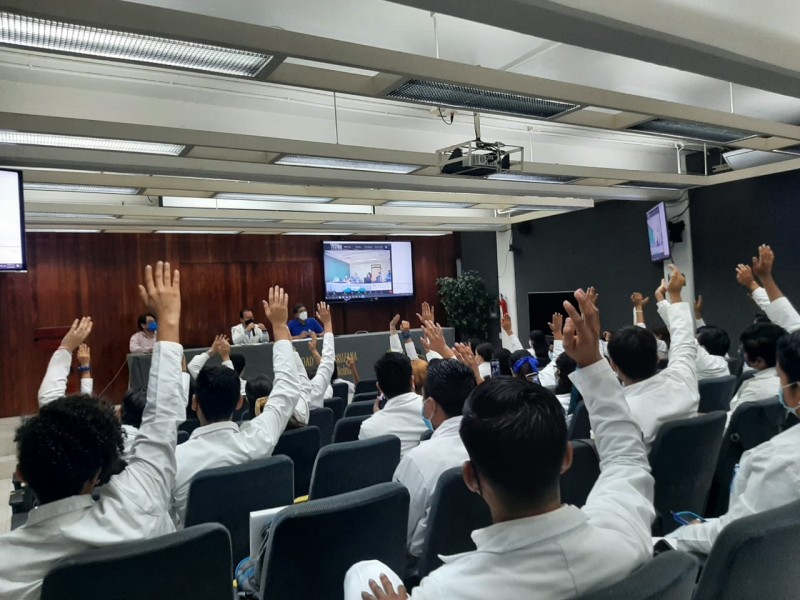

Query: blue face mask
147;321;158;333
421;400;434;432
778;384;798;415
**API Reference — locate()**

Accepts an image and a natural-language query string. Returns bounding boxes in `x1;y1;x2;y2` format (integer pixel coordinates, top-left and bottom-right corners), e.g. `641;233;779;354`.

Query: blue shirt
288;317;324;337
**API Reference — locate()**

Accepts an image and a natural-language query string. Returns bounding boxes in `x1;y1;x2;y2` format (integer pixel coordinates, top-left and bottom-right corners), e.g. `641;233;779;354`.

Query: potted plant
436;270;494;340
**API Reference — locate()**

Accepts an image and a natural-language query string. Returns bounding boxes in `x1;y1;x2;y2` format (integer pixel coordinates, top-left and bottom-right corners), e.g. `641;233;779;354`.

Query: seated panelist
288;303;324;339
231;308;269;345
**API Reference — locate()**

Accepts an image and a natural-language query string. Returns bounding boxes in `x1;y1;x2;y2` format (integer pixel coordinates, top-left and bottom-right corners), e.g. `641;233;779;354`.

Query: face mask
298;311;308;321
147;321;158;333
421;400;434;432
778;384;798;415
244;318;254;326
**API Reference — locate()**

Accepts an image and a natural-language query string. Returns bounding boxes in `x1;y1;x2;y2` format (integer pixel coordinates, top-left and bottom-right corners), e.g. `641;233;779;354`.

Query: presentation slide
323;241;414;301
647;203;670;262
0;169;25;271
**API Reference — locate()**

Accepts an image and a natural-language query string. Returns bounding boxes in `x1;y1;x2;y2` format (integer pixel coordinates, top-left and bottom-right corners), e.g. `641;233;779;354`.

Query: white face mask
298;311;308;321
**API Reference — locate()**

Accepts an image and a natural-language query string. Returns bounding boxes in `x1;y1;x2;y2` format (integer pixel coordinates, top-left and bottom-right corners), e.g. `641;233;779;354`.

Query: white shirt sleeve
695;318;707;329
187;352;210;380
231;324;247;346
389;332;403;353
309;333;336;409
569;359;656;563
763;296;800;333
80;376;94;396
502;332;525;352
292;351;312;425
393;454;428;557
751;287;771;311
404;339;420;361
38;348;72;407
656;302;699;389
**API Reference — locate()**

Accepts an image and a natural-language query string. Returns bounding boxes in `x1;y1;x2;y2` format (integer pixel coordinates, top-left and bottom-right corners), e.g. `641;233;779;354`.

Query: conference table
127;328;456;390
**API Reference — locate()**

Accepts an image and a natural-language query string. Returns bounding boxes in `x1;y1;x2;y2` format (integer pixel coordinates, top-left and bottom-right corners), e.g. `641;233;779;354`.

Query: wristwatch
77;365;92;373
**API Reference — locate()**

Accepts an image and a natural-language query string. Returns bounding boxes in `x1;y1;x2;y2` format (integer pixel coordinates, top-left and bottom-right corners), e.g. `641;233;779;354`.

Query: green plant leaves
436;270;495;339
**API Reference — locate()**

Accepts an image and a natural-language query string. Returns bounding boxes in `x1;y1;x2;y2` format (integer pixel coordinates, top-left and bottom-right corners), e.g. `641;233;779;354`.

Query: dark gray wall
460;231;501;341
691;169;800;341
511;201;665;336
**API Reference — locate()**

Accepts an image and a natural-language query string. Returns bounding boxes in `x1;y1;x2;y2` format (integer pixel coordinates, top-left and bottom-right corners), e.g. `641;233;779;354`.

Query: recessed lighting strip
275;155;420;174
0;130;184;155
24;183;140;194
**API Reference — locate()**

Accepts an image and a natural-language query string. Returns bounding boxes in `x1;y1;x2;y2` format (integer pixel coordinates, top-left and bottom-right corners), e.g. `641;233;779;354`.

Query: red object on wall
499;294;509;316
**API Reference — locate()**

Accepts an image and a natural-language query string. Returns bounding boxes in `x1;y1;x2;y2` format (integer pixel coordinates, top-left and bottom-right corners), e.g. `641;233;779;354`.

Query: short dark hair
554;353;577;395
121;388;147;428
740;322;787;368
475;343;494;362
528;330;549;359
460;377;567;510
137;313;155;328
493;348;513;376
608;326;659;381
777;331;800;383
426;359;476;417
245;374;273;415
239;308;252;319
195;366;241;423
230;354;246;376
697;325;731;357
652;326;671;348
16;395;123;504
293;303;306;315
374;352;413;399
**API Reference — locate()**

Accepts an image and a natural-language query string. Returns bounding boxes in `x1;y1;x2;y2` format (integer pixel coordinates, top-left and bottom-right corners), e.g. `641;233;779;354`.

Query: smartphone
671;510;706;526
490;359;500;378
378;394;388;410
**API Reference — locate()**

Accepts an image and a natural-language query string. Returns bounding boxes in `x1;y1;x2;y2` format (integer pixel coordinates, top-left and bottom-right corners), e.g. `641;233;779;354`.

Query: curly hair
15;395;124;504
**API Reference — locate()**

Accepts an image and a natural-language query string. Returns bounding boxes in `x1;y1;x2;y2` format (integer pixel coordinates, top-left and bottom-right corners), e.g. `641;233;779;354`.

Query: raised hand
736;264;758;292
76;343;91;367
752;244;775;281
209;334;226;355
420;320;455;359
316;301;333;334
138;262;181;343
630;292;650;308
217;336;231;362
389;313;400;333
694;295;704;319
548;313;564;341
587;287;600;306
562;289;603;368
308;331;319;353
453;342;484;384
419;301;434;323
345;356;357;370
665;263;686;303
263;286;290;342
60;317;93;352
400;320;411;334
501;312;513;336
654;279;667;304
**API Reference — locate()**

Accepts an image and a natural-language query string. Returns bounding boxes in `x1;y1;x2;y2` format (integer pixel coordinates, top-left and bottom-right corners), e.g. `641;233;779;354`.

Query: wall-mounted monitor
646;201;671;263
323;241;414;302
0;169;26;272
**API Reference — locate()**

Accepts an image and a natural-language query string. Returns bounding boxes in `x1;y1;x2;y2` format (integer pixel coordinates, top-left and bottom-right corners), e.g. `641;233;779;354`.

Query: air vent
628;119;753;144
387;80;577;119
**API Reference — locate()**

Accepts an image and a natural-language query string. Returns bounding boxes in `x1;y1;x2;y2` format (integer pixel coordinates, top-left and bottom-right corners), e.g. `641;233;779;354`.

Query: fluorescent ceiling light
388;232;451;236
179;217;278;224
24;182;140;194
156;230;240;235
437;223;500;228
0;12;271;77
26;212;118;220
323;221;401;227
383;200;474;209
505;205;587;212
283;232;353;236
214;193;333;203
275;155;420;174
616;181;696;190
162;196;373;214
0;130;184;155
487;173;578;184
27;228;101;233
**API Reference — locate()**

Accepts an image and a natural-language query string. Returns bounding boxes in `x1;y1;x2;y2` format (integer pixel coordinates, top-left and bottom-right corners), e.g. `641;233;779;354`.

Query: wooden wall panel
0;232;460;417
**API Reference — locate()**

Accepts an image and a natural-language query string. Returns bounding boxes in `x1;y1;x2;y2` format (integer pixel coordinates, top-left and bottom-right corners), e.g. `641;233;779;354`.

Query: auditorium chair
178;418;201;436
274;426;321;497
308;435;401;500
259;482;409;600
560;439;601;508
333;415;370;443
331;382;350;403
308;407;335;446
352;391;379;403
575;551;699;600
184;455;294;564
344;399;375;418
648;412;726;535
568;401;592;440
354;378;378;395
177;430;189;445
697;375;737;413
323;396;346;423
40;524;232;600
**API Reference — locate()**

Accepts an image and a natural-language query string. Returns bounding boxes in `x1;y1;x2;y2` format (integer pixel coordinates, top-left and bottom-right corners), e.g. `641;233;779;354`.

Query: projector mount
437;112;525;177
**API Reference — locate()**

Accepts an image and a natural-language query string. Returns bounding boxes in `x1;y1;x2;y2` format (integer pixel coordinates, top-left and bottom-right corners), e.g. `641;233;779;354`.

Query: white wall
663;197;696;307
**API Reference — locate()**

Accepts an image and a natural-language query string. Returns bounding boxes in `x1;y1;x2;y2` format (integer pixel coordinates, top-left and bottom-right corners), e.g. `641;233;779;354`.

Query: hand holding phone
671;510;705;526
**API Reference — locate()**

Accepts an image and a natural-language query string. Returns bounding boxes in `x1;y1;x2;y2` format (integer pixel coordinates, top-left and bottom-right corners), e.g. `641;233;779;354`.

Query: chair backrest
41;524;232;600
698;375;737;413
575;551;699;600
309;434;401;500
332;382;350;402
333;414;370;443
706;396;792;517
178;418;201;435
344;399;375;418
324;396;346;423
177;430;189;445
308;407;335;446
260;482;409;600
354;378;378;395
734;368;756;393
352;391;379;403
184;455;294;564
648;411;727;535
694;499;800;600
417;467;493;579
274;426;321;497
568;401;592;440
560;439;601;508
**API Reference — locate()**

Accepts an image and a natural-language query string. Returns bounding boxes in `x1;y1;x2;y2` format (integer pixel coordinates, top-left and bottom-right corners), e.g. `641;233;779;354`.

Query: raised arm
307;302;336;409
346;356;360;384
752;245;800;333
736;263;771;311
630;293;649;327
659;265;698;385
187;334;226;380
500;313;525;352
400;320;419;360
564;289;655;561
388;313;403;353
77;344;94;396
38;317;93;407
420;320;456;360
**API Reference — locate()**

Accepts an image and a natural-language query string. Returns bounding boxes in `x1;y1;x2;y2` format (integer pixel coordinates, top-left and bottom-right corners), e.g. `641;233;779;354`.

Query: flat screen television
323;241;414;302
646;201;671;262
0;169;26;272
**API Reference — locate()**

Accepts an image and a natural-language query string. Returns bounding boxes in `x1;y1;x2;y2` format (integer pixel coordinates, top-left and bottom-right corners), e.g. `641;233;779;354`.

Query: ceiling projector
437;113;524;177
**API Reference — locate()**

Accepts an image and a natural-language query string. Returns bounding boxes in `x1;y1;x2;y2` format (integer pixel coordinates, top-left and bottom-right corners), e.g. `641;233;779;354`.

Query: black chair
309;407;335;446
561;439;600;508
344;399;375;418
575;551;699;600
417;467;492;579
706;396;793;517
177;430;189;445
259;482;409;600
648;411;726;535
698;375;737;413
333;415;370;443
354;378;378;395
324;396;346;423
309;435;401;500
733;369;756;393
332;382;350;402
352;391;379;403
568;401;592;440
694;499;800;600
184;455;294;564
178;418;201;436
727;355;744;377
40;524;232;600
274;426;321;497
